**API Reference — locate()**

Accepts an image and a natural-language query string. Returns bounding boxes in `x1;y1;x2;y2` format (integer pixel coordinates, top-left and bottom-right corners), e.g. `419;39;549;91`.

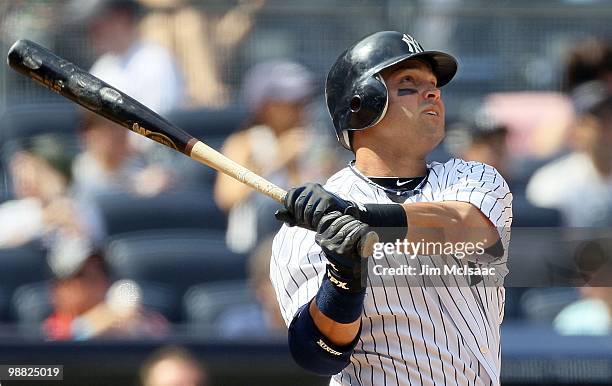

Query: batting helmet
325;31;458;150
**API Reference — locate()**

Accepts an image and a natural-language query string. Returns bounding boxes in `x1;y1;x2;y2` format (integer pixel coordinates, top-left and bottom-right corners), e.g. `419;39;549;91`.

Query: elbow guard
288;303;360;376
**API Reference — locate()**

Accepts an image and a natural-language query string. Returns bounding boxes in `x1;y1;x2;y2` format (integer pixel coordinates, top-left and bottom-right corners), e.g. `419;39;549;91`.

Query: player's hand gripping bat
7;39;378;257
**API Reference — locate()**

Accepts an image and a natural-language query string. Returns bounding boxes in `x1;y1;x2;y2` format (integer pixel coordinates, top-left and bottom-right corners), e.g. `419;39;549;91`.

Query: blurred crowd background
0;0;611;385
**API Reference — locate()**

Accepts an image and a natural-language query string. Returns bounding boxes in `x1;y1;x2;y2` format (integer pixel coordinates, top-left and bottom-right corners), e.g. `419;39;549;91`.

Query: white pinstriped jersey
270;158;513;386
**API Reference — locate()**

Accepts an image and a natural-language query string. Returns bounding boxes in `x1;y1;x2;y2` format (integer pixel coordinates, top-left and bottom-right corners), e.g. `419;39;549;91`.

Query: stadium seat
165;106;247;187
505;227;566;287
95;190;227;236
105;229;247;298
136;281;181;322
0;103;79;143
183;280;254;327
0;287;9;322
502;288;528;320
166;105;247;146
0;241;48;322
11;281;52;324
0;241;48;293
511;193;562;227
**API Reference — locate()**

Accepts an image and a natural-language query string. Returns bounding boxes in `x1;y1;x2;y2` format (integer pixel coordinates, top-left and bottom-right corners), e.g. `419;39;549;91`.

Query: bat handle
187;140;379;257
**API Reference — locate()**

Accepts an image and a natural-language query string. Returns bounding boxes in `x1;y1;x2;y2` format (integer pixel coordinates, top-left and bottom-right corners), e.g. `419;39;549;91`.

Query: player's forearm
288;300;361;376
287;219;366;377
309;297;361;346
361;201;499;248
401;201;499;247
286;279;363;376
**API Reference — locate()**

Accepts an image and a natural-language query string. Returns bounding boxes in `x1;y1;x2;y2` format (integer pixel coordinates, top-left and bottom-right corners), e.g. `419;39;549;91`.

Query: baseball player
271;31;512;386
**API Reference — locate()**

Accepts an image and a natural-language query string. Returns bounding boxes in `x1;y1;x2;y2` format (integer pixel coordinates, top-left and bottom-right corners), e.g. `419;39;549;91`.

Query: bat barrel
7;39;194;154
7;39;379;259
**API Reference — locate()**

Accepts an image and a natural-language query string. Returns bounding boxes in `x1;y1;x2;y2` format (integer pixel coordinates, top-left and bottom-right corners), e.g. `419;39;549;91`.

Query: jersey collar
348;160;429;197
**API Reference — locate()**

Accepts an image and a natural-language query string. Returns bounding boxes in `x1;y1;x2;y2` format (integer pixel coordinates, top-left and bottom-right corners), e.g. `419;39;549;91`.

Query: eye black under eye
397;88;417;96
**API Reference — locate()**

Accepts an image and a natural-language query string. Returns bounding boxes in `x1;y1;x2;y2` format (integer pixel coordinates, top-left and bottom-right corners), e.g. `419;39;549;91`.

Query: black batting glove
315;211;370;293
275;183;360;231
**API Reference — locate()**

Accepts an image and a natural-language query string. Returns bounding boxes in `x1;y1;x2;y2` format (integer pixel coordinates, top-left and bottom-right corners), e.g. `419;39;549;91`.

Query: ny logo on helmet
402;34;424;54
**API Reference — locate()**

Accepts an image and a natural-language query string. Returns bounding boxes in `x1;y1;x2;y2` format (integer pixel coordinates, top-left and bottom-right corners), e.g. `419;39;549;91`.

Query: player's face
375;60;445;156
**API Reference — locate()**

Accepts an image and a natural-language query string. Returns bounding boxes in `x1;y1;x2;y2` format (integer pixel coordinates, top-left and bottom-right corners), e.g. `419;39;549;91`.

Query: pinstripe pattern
270;159;513;386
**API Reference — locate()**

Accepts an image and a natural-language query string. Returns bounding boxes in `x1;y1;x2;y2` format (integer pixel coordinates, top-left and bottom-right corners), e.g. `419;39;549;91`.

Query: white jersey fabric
271;158;512;386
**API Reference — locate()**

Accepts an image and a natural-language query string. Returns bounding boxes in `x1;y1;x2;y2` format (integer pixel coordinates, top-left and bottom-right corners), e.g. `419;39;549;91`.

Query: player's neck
354;146;427;177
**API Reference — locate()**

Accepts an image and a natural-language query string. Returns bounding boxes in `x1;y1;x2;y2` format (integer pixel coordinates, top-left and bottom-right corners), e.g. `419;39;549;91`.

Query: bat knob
358;230;379;258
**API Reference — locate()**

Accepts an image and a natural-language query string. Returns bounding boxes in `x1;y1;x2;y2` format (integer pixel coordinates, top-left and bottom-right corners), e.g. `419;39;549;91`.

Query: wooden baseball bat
7;39;378;257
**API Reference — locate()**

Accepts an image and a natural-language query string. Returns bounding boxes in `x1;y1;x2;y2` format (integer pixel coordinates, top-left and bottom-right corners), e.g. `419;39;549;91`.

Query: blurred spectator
476;92;574;161
140;0;266;107
553;237;612;335
72;111;173;198
69;0;192;186
214;60;338;252
0;134;102;248
71;0;185;115
43;236;167;340
446;107;511;179
215;236;285;338
140;346;209;386
526;88;612;226
0;1;56;47
520;41;612;326
563;38;612;94
554;286;612;335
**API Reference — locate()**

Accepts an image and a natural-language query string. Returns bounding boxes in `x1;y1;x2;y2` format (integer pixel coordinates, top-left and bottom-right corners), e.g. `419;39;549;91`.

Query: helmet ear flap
345;75;388;131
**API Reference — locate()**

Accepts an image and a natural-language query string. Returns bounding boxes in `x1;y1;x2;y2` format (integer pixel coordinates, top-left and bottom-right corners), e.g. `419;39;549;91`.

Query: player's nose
423;87;441;102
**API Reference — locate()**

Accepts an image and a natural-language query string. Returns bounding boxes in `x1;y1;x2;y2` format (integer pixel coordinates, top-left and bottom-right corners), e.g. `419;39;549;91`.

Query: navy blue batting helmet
325;31;458;150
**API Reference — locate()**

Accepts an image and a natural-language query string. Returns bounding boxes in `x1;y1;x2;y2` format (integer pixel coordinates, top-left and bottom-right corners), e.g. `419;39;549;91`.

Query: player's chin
420;117;445;136
419;122;445;147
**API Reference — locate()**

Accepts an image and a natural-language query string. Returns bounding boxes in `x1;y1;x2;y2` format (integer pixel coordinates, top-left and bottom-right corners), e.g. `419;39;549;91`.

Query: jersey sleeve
440;161;513;260
270;224;327;326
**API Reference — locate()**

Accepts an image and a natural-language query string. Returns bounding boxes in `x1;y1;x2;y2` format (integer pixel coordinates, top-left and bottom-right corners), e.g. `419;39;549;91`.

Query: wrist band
361;203;407;242
315;272;366;324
